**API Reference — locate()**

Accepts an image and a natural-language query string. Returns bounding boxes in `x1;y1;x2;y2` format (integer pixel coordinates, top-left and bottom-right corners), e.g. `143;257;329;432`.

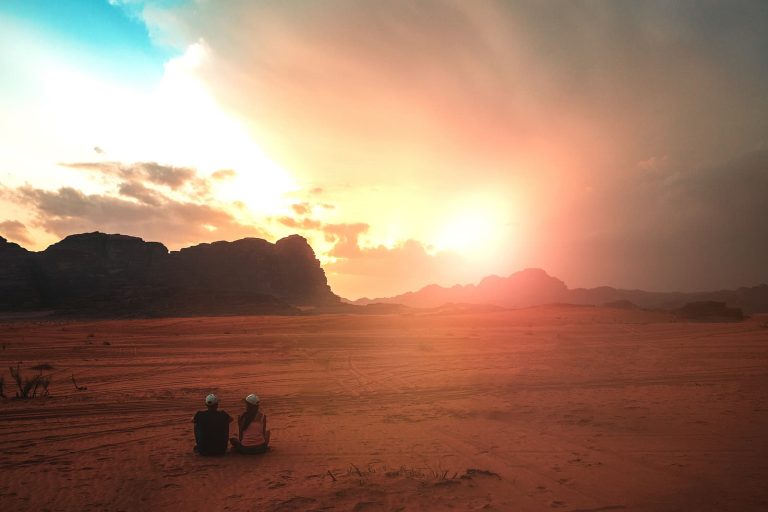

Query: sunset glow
1;1;767;299
433;206;500;256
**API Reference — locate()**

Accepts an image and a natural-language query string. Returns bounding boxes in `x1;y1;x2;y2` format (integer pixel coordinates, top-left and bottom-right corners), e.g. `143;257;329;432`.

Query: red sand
1;307;767;511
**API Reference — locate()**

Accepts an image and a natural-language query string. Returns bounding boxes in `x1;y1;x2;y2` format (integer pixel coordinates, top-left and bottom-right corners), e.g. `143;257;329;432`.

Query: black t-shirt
194;409;232;454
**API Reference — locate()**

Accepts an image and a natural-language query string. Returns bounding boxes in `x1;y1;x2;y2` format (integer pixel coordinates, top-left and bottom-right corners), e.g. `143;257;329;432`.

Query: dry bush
9;363;53;399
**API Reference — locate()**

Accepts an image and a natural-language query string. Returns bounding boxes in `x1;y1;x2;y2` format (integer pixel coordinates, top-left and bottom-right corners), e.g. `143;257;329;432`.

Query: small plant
9;363;24;397
9;362;53;399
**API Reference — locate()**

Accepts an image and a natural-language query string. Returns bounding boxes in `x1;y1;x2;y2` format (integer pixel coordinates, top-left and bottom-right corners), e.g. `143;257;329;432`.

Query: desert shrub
9;363;52;399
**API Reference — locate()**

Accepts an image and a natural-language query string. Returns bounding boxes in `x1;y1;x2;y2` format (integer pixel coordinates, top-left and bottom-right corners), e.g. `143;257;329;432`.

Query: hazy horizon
4;229;767;302
1;1;767;299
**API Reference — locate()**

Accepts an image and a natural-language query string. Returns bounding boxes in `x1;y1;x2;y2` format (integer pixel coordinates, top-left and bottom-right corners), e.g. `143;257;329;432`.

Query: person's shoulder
194;410;205;420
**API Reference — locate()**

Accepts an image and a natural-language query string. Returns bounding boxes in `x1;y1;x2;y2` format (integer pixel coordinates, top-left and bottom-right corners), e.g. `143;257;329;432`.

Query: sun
433;206;499;256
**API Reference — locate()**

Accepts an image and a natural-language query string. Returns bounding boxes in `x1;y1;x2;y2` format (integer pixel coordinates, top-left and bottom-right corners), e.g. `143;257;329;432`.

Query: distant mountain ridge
352;268;768;314
0;232;339;316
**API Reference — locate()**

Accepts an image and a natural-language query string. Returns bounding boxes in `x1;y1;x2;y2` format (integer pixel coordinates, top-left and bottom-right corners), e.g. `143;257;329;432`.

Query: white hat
245;393;260;405
205;393;219;406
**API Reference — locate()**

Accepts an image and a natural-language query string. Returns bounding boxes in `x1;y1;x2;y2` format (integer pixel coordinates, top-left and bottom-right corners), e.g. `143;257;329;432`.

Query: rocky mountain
354;268;567;309
0;232;339;316
353;268;768;314
0;237;40;310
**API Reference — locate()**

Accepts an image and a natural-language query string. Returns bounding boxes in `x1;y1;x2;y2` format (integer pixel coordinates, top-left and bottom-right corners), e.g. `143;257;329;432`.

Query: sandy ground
1;307;767;512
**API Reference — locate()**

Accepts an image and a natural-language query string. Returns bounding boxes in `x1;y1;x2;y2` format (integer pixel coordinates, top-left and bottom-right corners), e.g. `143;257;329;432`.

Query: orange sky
1;1;767;299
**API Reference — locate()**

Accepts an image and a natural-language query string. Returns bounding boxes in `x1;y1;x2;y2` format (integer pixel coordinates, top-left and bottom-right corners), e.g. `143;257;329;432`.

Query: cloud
310;221;470;298
325;238;468;299
0;220;33;247
211;169;236;181
529;150;768;291
6;1;766;297
322;223;369;258
4;163;269;247
132;0;768;295
117;181;164;206
143;1;768;188
62;161;209;195
277;216;322;230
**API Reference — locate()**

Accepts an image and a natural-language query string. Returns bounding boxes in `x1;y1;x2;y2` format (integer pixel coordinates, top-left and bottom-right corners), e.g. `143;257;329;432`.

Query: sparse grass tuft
9;362;52;399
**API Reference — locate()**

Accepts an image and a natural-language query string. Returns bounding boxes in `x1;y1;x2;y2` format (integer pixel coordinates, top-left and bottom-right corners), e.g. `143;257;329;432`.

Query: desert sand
1;307;767;511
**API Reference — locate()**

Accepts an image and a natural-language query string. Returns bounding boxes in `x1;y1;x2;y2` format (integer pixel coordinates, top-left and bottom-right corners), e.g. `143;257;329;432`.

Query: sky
1;0;767;299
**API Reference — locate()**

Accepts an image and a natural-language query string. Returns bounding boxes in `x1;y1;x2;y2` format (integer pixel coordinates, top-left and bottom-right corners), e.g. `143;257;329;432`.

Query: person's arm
237;414;245;441
262;414;268;436
193;412;199;424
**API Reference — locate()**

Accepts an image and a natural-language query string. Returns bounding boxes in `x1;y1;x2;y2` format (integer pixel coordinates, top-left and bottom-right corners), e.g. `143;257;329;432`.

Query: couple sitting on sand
193;393;271;456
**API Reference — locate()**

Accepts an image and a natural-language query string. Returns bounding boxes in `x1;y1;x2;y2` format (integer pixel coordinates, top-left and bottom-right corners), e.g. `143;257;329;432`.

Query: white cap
245;393;260;405
205;393;219;406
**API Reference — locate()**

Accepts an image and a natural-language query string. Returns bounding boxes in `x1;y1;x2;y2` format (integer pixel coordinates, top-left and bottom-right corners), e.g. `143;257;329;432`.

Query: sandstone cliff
0;232;338;316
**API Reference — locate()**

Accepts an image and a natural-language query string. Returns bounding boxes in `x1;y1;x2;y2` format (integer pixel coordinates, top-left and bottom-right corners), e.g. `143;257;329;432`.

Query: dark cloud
531;150;768;291
117;181;164;206
12;185;267;249
62;161;209;195
139;162;196;189
148;0;768;187
0;220;33;247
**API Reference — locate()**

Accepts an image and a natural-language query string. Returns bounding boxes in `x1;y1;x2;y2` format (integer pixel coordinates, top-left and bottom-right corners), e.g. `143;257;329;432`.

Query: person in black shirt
193;393;233;456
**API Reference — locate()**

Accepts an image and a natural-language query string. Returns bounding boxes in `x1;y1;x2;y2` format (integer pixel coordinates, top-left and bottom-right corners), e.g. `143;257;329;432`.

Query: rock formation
353;269;768;314
0;236;41;310
0;232;339;316
354;268;568;309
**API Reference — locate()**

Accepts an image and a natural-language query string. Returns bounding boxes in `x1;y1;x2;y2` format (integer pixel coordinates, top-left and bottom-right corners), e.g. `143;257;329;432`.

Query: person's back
241;411;266;446
193;394;232;456
230;393;271;454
